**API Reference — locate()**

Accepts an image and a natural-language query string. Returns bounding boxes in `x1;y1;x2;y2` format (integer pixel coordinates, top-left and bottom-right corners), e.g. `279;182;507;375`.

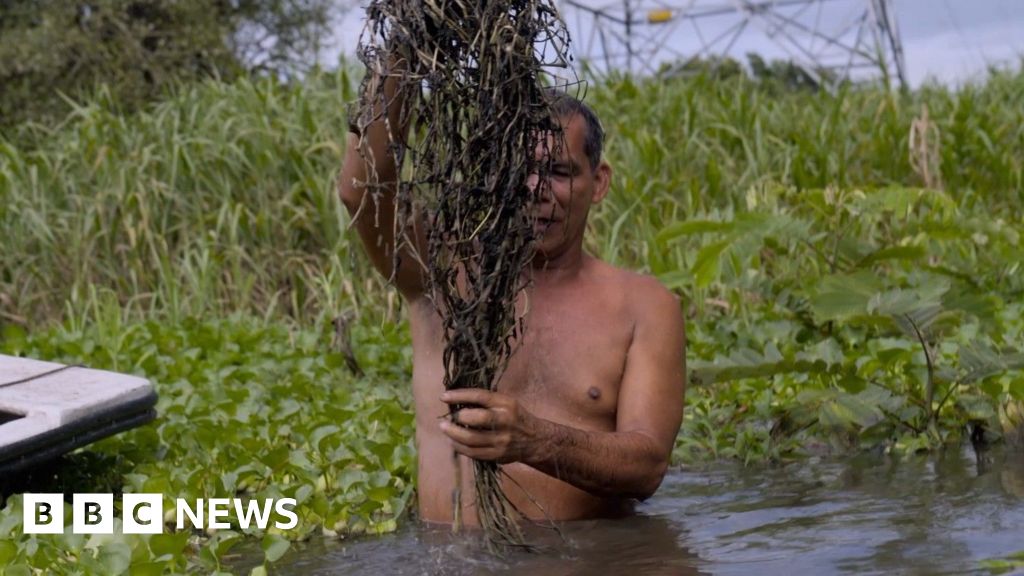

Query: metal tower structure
559;0;907;89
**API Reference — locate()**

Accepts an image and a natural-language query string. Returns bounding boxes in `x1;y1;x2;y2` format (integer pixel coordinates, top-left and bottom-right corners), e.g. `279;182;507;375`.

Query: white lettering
274;498;298;530
233;499;274;530
123;494;163;534
207;498;231;529
176;499;204;530
19;494;301;534
23;494;63;534
72;494;113;534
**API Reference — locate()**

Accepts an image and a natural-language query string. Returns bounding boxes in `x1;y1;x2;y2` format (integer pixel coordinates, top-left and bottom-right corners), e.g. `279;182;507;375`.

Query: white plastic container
0;355;157;473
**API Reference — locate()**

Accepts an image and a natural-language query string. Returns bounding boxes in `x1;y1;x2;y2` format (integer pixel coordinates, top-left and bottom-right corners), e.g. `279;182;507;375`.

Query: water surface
275;446;1024;575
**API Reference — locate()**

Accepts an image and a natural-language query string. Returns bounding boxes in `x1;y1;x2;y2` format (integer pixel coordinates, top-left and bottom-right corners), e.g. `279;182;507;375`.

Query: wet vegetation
1;64;1022;572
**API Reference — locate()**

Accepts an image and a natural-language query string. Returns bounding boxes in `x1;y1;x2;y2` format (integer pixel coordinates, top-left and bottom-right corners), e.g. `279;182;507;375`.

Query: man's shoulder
586;257;681;316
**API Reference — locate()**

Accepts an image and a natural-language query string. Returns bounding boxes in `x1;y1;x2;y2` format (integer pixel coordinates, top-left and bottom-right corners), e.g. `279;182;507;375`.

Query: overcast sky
895;0;1024;84
325;0;1024;87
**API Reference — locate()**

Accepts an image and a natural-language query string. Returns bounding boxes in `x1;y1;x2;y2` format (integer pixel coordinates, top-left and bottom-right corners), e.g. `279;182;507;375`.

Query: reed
1;66;1021;329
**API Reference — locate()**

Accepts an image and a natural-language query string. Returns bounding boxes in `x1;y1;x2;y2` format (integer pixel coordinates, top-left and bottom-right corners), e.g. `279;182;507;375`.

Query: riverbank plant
0;314;414;572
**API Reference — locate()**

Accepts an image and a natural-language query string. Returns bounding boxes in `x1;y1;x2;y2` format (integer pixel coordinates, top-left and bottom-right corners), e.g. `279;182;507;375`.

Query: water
272;447;1024;575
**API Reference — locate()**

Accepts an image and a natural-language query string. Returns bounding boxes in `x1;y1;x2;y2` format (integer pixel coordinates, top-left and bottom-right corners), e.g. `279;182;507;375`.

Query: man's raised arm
338;58;426;301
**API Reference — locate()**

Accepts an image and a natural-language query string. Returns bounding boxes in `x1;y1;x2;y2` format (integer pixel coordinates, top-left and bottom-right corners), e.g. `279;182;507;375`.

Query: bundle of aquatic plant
354;0;572;549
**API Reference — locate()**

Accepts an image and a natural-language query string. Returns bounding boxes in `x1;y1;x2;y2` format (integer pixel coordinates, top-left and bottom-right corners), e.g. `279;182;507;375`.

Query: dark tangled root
354;0;574;551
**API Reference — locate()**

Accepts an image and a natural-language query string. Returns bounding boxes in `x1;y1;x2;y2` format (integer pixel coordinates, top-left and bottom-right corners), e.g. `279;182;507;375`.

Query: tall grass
587;69;1023;264
1;67;1022;328
1;70;384;327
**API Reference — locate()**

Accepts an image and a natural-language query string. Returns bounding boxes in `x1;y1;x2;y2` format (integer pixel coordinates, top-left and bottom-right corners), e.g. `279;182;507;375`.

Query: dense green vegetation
0;0;336;130
1;66;1022;572
0;317;414;573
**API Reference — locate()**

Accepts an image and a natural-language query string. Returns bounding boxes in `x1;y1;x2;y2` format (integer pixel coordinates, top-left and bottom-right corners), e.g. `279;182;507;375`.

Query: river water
273;446;1024;575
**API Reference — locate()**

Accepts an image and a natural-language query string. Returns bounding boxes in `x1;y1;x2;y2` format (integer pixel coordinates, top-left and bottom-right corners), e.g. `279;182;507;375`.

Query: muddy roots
354;0;574;551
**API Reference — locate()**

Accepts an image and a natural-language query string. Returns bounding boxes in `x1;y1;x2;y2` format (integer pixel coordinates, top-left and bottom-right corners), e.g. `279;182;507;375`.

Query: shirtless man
338;60;686;524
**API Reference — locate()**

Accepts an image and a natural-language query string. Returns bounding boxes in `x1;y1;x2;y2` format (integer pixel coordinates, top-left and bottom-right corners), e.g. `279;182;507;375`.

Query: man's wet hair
545;89;605;171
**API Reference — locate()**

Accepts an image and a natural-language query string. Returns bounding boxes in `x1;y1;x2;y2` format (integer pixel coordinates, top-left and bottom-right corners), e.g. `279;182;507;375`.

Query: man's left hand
439;389;545;464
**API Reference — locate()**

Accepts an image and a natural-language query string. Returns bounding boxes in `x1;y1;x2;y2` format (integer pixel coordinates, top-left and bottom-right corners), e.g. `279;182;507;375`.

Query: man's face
528;113;611;259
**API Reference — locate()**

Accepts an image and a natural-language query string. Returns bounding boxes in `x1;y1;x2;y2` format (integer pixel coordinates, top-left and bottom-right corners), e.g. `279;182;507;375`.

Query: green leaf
261;534;290;563
856;384;903;413
149;532;189;557
856;244;927;267
959;344;1024;384
98;543;133;575
367;486;392;504
817;403;848;429
129;561;169;576
809;270;882;322
310;425;341;451
657;219;734;243
796;338;844;367
869;290;934;317
0;539;18;564
837;394;884;428
857;187;926;214
688;344;835;387
210;531;241;559
0;323;27;351
337;469;369;492
693;239;732;288
656;270;689;291
5;564;32;576
957;394;996;420
262;446;290;469
944;291;998;322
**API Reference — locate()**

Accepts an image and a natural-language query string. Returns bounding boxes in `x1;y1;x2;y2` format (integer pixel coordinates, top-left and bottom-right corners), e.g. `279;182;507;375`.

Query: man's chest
495;292;634;427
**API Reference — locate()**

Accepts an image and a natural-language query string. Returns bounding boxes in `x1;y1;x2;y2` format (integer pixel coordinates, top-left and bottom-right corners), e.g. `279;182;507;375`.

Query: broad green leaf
688;343;835;386
149;532;190;557
856;384;903;412
857;244;926;267
5;564;32;576
693;239;732;288
944;291;998;322
210;531;241;559
869;290;933;317
960;344;1024;384
261;534;290;563
819;397;869;430
129;561;169;576
97;543;132;575
0;539;18;564
796;338;844;367
809;270;882;322
837;394;884;427
657;219;734;243
337;469;369;492
656;270;690;291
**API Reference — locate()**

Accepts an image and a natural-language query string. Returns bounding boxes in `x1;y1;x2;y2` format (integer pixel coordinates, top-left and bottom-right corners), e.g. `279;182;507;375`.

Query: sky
894;0;1024;84
324;0;1024;87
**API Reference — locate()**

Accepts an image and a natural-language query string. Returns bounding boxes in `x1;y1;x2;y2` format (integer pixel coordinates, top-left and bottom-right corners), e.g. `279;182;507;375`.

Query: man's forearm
522;417;669;501
353;65;409;181
438;389;675;501
339;56;411;211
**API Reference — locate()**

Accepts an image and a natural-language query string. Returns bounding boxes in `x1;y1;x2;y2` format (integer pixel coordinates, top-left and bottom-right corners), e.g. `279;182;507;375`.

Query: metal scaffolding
559;0;907;88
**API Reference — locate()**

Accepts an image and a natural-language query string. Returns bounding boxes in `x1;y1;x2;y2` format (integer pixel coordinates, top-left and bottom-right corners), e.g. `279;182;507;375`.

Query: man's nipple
587;386;601;400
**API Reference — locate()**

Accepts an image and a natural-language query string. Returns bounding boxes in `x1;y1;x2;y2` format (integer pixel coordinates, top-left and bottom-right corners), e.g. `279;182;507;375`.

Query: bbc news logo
23;494;297;534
